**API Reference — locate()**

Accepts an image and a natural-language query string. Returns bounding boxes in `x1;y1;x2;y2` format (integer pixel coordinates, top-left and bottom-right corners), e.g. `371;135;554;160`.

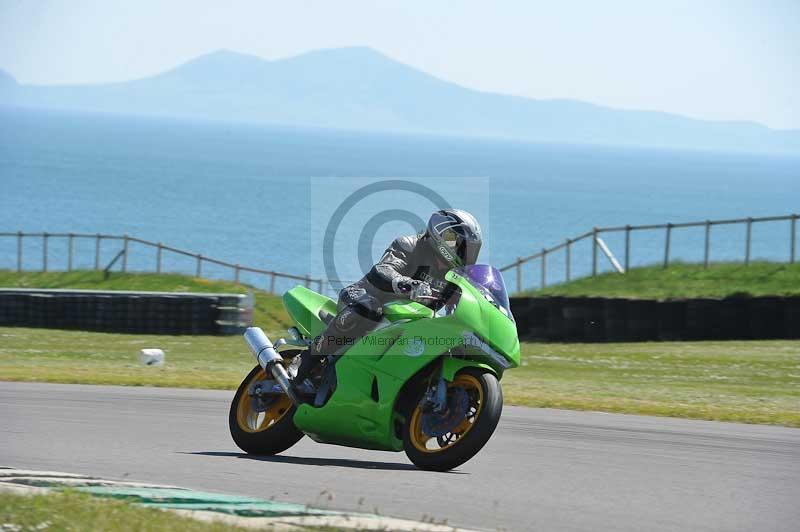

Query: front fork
420;360;450;414
421;357;498;413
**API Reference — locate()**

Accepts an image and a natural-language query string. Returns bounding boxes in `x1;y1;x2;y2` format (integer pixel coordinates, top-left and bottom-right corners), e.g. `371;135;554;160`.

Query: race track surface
1;381;798;531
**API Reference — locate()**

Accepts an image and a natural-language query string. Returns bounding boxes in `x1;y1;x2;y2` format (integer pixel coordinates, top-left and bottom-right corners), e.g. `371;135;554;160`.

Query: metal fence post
624;225;631;273
745;217;752;265
122;234;129;272
156;243;163;273
234;265;240;283
16;231;22;272
94;234;101;270
703;221;711;268
790;214;797;264
305;275;311;288
42;232;48;272
67;233;74;271
663;224;672;269
196;255;202;277
541;249;547;288
270;273;276;294
565;239;571;282
591;228;598;276
516;258;522;292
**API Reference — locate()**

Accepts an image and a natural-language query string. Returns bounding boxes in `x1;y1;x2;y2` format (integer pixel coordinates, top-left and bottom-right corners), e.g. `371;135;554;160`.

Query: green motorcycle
229;264;519;471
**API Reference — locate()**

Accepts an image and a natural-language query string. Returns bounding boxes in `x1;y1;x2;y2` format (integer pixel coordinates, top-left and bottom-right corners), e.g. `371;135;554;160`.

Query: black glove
393;277;433;302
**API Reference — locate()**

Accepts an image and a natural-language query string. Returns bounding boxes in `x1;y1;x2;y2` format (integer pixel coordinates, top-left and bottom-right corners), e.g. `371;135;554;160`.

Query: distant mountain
2;47;798;154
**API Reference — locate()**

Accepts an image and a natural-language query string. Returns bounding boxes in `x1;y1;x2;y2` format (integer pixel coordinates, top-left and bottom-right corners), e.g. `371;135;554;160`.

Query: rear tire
403;367;503;471
229;363;304;455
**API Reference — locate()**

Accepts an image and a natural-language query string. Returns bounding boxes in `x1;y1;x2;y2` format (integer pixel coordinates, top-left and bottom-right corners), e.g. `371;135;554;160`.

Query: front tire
229;364;304;455
403;368;503;471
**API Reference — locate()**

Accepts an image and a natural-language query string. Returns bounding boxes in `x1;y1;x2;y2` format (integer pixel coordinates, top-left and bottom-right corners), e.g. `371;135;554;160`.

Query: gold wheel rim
409;374;484;454
236;368;293;433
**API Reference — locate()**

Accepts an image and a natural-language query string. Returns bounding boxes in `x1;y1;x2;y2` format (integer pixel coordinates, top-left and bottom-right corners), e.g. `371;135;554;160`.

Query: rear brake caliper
248;379;283;412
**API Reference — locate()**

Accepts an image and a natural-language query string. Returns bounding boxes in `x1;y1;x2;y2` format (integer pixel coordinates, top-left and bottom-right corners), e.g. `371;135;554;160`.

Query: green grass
2;269;799;427
0;270;293;333
524;262;800;299
0;490;254;532
504;340;800;427
0;327;256;389
1;326;798;427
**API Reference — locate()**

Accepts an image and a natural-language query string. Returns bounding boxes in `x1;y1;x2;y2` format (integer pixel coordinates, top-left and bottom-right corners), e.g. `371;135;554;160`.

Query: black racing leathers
294;234;451;383
363;234;451;299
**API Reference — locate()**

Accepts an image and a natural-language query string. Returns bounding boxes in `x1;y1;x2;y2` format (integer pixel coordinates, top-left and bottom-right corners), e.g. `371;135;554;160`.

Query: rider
293;208;483;385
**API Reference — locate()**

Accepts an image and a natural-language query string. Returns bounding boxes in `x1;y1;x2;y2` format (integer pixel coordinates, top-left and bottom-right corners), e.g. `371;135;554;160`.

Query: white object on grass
139;348;165;366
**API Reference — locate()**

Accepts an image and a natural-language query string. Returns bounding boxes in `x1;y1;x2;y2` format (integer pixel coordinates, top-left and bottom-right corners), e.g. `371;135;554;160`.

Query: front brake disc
421;387;469;437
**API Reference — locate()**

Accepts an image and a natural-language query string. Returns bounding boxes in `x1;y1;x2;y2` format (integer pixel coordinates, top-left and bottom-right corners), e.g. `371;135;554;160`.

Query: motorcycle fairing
282;285;337;338
289;272;518;451
382;300;434;322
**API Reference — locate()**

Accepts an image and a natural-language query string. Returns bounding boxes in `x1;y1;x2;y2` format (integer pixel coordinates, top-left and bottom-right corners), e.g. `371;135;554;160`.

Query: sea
1;107;798;294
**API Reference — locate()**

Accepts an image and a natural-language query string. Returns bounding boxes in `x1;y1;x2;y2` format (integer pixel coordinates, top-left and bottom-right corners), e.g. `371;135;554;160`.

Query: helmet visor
442;228;459;250
440;227;480;266
457;238;481;266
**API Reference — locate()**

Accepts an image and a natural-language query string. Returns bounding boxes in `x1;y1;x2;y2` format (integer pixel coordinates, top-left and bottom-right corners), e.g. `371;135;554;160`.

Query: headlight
462;331;512;370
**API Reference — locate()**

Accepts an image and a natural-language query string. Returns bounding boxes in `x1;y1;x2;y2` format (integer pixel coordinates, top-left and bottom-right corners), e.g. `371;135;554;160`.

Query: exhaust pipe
243;327;301;405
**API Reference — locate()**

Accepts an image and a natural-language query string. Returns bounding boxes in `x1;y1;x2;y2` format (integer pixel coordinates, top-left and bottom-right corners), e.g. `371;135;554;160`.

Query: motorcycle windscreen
453;264;514;321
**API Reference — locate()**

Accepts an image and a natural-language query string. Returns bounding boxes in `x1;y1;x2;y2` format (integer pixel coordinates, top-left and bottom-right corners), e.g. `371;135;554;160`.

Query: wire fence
499;213;798;294
3;213;797;297
0;232;323;295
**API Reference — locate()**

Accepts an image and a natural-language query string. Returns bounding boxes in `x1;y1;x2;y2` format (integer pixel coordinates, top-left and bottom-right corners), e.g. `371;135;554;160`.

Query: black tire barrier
545;297;567;341
584;299;605;342
685;299;720;340
604;298;628;341
510;295;798;342
562;299;587;341
657;300;686;341
0;289;252;335
627;300;659;341
748;297;784;340
785;297;800;340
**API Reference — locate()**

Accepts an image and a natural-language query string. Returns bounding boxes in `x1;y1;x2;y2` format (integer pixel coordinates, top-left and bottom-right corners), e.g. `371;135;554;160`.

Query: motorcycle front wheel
229;362;304;455
403;367;503;471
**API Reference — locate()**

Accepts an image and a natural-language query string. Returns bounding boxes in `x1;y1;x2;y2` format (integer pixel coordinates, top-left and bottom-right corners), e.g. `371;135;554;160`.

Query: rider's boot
292;301;381;400
291;334;331;403
293;341;321;385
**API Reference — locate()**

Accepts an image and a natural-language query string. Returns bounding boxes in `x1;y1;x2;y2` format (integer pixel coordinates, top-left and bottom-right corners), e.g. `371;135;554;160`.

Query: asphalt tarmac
2;381;798;531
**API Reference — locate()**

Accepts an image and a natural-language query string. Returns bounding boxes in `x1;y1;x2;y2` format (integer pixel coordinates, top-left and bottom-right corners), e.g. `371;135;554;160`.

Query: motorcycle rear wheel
403;367;503;471
229;362;304;455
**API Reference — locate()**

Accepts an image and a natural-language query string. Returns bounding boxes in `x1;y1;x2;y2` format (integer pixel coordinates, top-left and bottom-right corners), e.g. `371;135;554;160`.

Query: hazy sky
1;0;798;129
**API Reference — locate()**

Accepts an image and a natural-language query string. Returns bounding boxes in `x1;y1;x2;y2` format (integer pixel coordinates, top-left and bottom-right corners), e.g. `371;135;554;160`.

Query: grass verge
523;262;800;299
0;490;252;532
1;327;798;427
504;340;800;427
